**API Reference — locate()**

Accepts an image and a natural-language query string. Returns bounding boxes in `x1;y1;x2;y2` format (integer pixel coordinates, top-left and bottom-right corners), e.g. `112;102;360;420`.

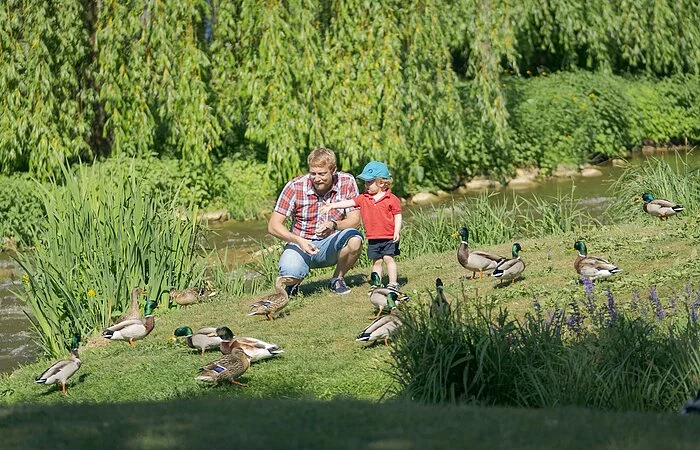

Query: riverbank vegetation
1;2;699;196
2;158;700;415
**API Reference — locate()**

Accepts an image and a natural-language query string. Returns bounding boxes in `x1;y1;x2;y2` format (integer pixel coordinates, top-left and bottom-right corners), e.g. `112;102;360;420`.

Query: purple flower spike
605;288;618;325
649;286;665;320
567;300;584;334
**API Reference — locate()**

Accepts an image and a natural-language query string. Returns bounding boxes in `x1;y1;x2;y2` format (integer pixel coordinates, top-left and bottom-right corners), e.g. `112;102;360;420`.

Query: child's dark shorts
367;239;400;260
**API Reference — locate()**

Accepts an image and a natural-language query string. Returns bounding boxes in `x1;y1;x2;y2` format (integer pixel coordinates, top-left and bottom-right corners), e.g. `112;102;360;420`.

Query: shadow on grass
4;396;700;450
493;276;527;289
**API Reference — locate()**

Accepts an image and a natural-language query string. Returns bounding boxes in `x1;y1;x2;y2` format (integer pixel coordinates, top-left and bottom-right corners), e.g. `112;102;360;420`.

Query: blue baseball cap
357;161;391;181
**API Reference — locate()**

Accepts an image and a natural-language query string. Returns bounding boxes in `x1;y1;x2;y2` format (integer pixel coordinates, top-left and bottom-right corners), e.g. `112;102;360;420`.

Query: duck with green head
454;226;507;280
103;300;158;346
35;333;81;395
172;326;223;356
640;193;684;220
573;240;622;280
216;326;284;362
492;243;525;285
197;340;251;386
367;272;409;320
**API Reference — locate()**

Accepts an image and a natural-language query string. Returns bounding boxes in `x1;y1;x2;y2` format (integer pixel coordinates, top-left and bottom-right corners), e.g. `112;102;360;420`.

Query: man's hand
393;231;401;243
296;237;319;255
315;221;335;239
319;202;332;215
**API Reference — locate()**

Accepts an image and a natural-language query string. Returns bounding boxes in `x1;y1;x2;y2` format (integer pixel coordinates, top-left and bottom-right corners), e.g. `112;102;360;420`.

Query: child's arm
393;213;402;242
320;199;356;215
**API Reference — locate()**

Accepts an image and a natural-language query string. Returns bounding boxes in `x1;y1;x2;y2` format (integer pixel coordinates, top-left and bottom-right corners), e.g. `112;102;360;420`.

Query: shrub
0;175;46;247
15;164;207;357
389;280;700;411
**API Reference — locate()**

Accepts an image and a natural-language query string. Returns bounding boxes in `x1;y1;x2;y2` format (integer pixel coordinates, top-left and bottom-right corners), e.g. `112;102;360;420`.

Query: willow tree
231;0;325;184
95;0;219;164
94;0;155;158
0;0;92;177
320;0;407;180
397;0;472;188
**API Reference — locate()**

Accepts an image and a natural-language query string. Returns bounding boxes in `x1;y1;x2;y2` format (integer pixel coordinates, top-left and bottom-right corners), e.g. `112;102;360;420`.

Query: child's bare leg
372;259;384;281
383;255;398;285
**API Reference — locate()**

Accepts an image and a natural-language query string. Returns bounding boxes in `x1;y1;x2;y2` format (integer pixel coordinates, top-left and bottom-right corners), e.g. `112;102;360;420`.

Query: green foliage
94;0;220;163
507;72;635;170
89;156;274;220
390;283;700;411
401;190;596;259
606;154;700;222
0;175;45;246
1;1;700;193
0;0;92;176
14;164;206;357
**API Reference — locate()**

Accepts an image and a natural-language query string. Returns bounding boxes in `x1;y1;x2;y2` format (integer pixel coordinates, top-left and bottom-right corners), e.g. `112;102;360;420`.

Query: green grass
1;397;700;450
2;218;699;404
2;216;700;447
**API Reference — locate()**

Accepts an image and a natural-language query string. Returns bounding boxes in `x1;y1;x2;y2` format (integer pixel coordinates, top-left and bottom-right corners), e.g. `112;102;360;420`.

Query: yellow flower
87;289;96;297
588;93;595;98
22;274;29;284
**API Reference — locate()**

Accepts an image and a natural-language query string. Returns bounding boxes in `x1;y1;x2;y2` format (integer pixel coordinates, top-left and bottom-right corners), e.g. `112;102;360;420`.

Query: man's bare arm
268;211;318;255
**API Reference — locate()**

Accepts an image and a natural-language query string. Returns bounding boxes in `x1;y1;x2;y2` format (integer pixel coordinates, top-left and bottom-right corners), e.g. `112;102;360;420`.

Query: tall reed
606;152;700;222
519;187;600;237
15;164;206;357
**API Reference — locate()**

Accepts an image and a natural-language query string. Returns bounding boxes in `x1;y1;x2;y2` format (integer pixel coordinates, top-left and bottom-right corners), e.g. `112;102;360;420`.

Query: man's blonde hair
307;147;337;170
375;177;393;191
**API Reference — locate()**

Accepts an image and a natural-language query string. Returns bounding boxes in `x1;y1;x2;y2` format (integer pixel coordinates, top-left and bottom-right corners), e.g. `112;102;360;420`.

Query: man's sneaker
285;283;300;297
329;277;352;295
387;283;401;292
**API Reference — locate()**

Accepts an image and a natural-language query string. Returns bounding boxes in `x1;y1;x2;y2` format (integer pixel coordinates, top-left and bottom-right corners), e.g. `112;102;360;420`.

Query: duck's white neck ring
578;253;586;258
461;240;469;245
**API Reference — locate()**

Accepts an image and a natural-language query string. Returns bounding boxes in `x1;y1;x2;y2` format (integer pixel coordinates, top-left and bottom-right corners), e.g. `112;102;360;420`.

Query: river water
1;151;697;374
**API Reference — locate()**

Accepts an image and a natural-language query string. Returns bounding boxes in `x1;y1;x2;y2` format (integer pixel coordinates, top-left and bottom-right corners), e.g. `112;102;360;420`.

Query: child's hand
393;232;401;243
319;202;332;215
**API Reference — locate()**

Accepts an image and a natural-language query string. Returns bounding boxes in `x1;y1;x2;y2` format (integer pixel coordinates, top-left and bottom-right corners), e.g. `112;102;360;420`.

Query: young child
320;161;403;290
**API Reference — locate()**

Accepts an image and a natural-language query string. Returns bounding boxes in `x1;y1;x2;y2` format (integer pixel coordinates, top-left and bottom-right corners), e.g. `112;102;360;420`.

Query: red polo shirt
353;191;402;239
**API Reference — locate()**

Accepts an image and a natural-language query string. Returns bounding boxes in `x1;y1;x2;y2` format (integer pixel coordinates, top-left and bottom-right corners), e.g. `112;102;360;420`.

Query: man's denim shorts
279;228;364;279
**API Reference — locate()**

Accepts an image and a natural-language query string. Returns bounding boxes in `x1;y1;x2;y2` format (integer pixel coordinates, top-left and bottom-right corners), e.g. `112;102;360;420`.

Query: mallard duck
640;193;684;220
169;287;217;306
429;278;451;318
35;333;81;395
454;226;506;279
172;326;223;356
492;243;525;285
103;300;158;346
573;241;622;280
216;326;284;362
680;390;700;415
115;287;146;324
248;276;297;320
356;309;403;346
368;272;409;319
197;341;251;386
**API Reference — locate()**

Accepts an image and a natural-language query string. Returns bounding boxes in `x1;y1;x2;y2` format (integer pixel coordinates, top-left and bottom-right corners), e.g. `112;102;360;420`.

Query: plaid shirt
274;172;360;240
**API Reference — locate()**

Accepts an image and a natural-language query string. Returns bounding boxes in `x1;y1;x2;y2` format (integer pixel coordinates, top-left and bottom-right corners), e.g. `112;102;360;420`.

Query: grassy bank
1;397;699;450
1;217;699;406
